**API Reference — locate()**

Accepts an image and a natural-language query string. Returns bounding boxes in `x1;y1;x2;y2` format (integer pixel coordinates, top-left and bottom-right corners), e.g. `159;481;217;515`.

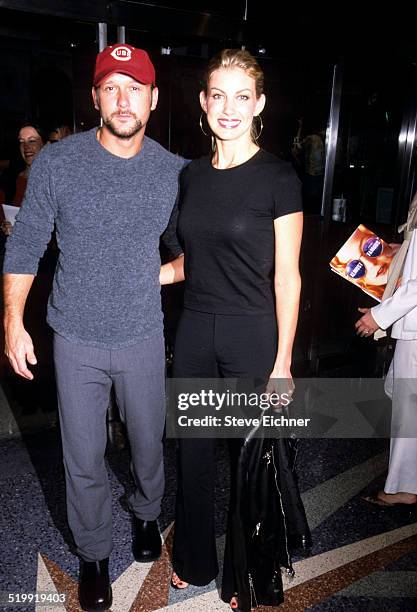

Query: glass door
308;59;417;376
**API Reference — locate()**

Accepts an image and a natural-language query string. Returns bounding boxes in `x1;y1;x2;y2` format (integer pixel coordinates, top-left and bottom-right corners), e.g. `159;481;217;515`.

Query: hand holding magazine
2;204;20;226
329;224;396;301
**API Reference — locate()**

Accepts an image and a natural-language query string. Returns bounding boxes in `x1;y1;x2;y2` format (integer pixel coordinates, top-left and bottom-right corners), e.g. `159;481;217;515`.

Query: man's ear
199;91;208;113
151;86;159;111
92;87;100;111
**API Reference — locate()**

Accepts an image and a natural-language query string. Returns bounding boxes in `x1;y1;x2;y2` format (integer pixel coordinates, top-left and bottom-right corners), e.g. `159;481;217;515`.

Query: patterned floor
1;409;417;611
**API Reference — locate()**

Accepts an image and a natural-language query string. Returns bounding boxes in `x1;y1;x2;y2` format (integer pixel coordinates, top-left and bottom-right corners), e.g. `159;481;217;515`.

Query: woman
1;123;45;235
356;202;417;507
162;49;310;610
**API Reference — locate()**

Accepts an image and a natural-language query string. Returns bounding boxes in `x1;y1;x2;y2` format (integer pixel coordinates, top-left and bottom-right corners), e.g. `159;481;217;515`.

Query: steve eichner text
177;390;291;411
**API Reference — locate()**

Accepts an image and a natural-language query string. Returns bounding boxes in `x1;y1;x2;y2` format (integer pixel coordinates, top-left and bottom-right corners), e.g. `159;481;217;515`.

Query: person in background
3;44;184;612
1;123;45;236
292;116;325;214
0;158;10;204
165;49;310;612
356;225;417;507
48;124;72;144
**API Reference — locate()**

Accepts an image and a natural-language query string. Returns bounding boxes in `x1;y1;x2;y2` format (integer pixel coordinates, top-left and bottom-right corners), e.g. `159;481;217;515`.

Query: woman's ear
199;90;208;113
255;93;266;116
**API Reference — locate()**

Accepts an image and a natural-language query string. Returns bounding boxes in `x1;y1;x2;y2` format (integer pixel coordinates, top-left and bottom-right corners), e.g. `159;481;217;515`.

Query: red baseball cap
93;44;156;86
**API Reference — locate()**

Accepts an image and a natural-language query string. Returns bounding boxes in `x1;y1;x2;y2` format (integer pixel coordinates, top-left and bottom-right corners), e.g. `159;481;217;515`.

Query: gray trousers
53;331;166;561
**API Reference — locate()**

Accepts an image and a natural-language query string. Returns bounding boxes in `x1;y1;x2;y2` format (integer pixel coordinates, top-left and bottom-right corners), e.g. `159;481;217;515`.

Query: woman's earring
252;115;264;141
199;112;210;137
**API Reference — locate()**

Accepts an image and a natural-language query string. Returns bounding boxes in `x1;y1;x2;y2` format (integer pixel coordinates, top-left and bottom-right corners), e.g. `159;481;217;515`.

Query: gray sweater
3;128;184;347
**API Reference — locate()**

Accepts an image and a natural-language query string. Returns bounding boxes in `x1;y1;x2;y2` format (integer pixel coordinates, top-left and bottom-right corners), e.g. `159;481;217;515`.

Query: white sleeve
371;278;417;330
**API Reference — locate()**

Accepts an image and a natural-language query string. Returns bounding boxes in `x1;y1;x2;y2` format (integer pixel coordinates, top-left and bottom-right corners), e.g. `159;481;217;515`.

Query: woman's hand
159;254;184;285
271;211;302;404
266;366;295;405
388;242;401;256
355;307;379;337
1;220;12;236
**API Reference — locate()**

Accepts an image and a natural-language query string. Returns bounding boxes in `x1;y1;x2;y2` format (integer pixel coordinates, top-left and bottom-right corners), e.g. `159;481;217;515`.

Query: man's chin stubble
104;118;143;139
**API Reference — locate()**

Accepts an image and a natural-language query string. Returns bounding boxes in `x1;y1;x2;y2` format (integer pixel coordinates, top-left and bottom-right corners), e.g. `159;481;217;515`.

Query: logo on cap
93;44;156;86
110;46;132;62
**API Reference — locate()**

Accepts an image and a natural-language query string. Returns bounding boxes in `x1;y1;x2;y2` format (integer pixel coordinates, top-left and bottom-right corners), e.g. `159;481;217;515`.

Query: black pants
172;308;277;589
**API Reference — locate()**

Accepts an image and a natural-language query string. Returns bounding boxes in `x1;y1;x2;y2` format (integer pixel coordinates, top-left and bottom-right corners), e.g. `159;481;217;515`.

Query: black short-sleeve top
177;149;302;315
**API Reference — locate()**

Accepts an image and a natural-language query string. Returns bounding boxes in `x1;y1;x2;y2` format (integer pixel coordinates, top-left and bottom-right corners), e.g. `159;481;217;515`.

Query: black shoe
132;518;162;562
78;558;112;612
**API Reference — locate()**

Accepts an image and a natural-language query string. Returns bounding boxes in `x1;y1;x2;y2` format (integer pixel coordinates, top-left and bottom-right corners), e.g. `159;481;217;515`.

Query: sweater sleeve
371;278;417;330
3;151;57;275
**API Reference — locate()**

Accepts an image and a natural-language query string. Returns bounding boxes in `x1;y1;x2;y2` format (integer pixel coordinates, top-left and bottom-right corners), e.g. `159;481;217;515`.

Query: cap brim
94;69;153;87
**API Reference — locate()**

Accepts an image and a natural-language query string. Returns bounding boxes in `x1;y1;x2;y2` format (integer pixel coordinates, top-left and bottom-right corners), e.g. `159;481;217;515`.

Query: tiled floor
1;408;417;612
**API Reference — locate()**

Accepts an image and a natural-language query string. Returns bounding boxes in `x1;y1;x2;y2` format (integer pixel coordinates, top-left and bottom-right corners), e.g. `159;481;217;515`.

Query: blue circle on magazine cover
363;236;383;257
346;259;366;278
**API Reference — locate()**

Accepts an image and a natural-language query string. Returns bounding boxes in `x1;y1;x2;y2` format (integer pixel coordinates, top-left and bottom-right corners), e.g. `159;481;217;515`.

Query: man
3;44;184;611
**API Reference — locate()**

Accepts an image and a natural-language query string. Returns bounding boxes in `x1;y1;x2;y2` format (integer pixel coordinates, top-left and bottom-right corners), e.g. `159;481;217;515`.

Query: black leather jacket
222;434;311;611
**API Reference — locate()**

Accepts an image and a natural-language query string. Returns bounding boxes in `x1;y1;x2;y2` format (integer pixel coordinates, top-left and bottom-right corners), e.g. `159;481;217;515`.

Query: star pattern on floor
36;520;417;611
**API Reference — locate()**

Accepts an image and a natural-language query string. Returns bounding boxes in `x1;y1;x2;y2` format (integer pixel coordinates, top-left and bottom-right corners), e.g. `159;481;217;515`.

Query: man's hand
355;307;379;337
4;322;37;379
3;273;37;378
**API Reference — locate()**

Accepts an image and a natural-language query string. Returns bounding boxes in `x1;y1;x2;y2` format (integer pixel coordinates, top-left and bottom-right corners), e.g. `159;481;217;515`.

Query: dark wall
0;23;335;164
0;35;73;156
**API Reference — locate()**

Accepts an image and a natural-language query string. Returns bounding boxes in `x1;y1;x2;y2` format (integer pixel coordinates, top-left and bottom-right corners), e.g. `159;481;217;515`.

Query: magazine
329;224;396;302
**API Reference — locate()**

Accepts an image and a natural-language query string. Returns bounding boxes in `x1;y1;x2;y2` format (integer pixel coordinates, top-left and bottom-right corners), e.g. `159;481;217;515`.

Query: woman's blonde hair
202;48;264;99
